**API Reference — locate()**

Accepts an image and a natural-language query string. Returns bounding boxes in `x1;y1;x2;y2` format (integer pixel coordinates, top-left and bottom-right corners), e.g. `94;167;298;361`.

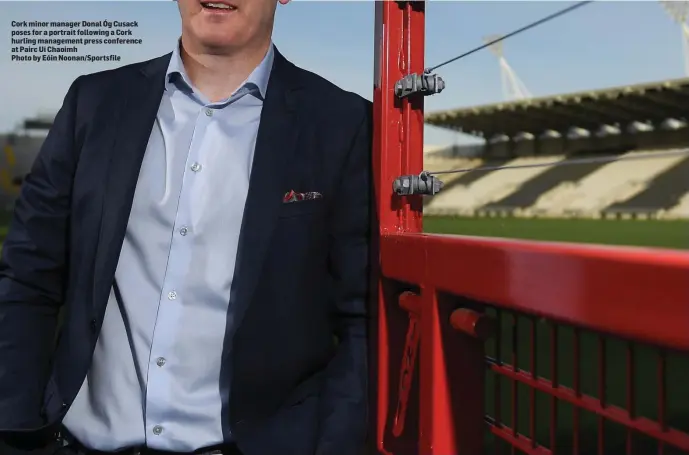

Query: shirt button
168;291;177;300
152;425;163;435
190;162;202;172
156;357;166;367
204;108;213;116
179;226;188;236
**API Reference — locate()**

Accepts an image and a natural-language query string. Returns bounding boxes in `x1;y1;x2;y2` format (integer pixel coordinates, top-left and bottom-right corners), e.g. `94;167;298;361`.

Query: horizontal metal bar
380;233;689;351
486;359;689;451
485;417;553;455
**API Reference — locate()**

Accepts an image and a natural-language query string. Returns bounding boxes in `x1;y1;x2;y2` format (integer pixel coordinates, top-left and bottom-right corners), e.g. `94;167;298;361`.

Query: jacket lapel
92;54;170;309
229;51;303;329
90;50;302;324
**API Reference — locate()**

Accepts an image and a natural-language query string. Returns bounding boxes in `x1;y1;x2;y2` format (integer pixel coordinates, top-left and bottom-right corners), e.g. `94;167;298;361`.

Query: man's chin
193;32;242;52
200;41;242;55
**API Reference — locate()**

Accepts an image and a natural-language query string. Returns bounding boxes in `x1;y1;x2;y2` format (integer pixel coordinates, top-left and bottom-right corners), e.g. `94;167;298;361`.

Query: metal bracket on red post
395;72;446;99
393;171;444;196
372;0;429;451
391;2;445;197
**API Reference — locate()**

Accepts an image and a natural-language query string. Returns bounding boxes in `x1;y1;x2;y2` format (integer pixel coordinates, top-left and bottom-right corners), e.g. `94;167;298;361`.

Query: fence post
372;1;425;454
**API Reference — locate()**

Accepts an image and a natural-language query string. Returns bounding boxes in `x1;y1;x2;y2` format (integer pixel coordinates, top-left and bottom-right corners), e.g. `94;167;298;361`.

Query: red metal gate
370;2;689;454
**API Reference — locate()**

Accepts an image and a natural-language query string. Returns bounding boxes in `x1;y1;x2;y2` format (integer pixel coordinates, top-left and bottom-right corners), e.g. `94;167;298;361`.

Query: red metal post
372;1;424;454
373;3;689;454
372;0;425;233
373;3;487;454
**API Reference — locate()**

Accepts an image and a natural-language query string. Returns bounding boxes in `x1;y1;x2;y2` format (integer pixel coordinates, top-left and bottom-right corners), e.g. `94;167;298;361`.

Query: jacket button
90;319;97;332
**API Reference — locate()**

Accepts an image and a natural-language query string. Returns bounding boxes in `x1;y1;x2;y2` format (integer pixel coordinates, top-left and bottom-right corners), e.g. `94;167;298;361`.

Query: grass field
424;216;689;250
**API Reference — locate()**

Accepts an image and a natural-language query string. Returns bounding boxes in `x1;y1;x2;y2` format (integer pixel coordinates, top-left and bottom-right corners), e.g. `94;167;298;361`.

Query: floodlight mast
660;0;689;76
484;35;532;101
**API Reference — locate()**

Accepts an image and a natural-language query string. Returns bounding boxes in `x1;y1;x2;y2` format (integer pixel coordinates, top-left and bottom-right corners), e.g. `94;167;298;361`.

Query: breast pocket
278;199;326;218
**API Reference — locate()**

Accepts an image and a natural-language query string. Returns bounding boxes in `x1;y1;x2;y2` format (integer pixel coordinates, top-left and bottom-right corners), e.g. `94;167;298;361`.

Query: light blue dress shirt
62;43;274;452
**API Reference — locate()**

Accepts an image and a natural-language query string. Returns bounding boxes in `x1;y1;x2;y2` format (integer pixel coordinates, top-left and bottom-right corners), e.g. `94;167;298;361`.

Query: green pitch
424;216;689;250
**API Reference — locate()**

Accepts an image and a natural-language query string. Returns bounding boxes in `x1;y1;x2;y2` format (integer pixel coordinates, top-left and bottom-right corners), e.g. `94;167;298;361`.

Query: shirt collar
165;40;274;100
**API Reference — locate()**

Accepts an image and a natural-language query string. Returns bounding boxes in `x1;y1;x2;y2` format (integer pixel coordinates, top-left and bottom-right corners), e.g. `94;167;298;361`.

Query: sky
1;1;687;146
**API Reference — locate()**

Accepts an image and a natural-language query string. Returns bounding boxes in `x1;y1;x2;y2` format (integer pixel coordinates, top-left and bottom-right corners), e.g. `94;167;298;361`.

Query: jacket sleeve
0;77;82;429
316;100;372;455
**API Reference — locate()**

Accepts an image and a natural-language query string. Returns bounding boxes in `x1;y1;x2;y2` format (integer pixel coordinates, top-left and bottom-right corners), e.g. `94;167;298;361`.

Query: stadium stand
424;77;689;219
548;149;688;217
666;194;689;219
425;155;564;215
423;156;484;188
423;157;509;205
481;147;629;214
604;154;689;219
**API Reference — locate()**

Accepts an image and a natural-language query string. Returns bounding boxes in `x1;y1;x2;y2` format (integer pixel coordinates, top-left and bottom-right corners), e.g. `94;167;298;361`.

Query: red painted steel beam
490;362;689;451
371;1;424;454
380;233;689;351
372;1;424;235
373;3;486;455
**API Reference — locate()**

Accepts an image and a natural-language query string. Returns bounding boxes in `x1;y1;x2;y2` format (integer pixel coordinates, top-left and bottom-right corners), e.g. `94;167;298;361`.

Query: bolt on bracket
393;171;444;196
395;72;445;98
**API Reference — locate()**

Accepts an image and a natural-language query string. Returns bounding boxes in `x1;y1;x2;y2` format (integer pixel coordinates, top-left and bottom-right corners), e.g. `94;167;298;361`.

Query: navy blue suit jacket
0;50;372;455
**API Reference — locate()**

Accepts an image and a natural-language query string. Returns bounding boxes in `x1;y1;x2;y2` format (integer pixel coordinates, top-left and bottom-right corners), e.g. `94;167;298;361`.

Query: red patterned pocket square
283;190;323;203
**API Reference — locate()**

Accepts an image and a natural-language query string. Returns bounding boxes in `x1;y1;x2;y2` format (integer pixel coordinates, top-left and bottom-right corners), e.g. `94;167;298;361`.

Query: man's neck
179;37;271;103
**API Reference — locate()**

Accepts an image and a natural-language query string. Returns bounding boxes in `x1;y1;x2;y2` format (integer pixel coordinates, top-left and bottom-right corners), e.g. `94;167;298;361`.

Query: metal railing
370;3;689;454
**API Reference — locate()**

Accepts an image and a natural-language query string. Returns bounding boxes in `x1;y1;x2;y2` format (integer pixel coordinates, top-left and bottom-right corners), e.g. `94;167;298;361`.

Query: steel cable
419;0;670;182
425;0;593;73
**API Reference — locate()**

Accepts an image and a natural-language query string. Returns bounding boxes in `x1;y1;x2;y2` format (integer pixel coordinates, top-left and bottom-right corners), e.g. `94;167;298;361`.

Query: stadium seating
423;76;689;222
423;157;483;188
604;155;689;219
481;150;622;214
423;148;689;220
665;192;689;219
552;150;685;216
424;156;564;216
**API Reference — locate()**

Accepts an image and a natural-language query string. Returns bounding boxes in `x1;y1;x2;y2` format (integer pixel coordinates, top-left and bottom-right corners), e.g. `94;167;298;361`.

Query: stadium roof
425;77;689;139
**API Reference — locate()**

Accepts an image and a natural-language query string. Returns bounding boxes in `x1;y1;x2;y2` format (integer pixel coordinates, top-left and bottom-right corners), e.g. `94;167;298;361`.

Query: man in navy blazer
0;0;371;454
